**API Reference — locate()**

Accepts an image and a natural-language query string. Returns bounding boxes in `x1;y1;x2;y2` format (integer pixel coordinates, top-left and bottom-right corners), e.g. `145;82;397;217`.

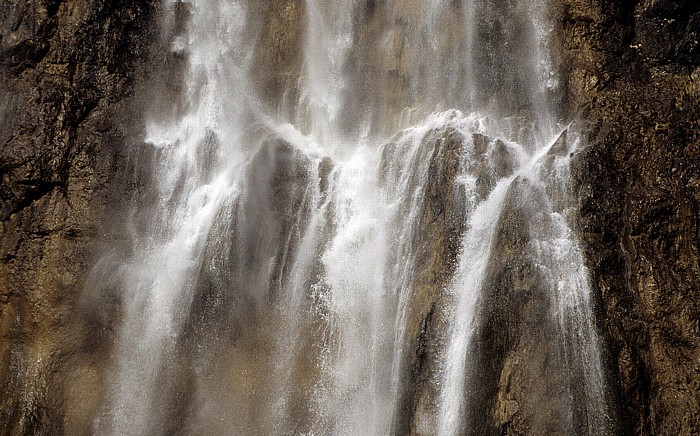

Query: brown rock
0;0;159;433
562;0;700;433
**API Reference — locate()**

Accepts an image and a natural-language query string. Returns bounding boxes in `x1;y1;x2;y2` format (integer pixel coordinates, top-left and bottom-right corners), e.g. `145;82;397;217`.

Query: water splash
91;0;610;434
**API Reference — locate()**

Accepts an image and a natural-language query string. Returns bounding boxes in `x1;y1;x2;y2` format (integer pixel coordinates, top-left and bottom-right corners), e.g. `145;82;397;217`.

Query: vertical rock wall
0;0;698;434
0;1;157;434
561;0;700;434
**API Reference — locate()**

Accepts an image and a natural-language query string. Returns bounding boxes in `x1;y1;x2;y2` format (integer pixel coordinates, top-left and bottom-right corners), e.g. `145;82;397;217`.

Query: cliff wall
562;0;700;434
0;0;698;434
0;1;157;434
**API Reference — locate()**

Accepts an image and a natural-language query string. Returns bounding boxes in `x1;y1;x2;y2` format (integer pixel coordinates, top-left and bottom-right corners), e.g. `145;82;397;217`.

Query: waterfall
91;0;611;434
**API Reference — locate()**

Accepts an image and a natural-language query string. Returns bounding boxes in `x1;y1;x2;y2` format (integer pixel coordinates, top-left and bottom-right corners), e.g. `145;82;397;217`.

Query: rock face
560;0;700;434
0;1;157;434
390;128;468;435
0;0;698;435
467;177;573;436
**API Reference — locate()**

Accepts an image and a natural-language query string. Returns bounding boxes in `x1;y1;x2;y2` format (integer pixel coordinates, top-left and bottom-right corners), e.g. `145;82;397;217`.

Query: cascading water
90;0;612;434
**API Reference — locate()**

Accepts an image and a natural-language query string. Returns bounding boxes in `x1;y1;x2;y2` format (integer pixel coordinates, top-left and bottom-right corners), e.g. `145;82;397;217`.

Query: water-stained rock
1;0;699;434
0;1;159;434
181;136;330;434
466;176;612;435
561;0;700;433
391;127;468;434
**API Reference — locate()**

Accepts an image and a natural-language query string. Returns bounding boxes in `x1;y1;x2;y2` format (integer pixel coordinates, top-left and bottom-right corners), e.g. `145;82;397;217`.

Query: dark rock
1;0;698;434
561;0;700;433
0;0;159;434
467;177;569;436
466;176;614;435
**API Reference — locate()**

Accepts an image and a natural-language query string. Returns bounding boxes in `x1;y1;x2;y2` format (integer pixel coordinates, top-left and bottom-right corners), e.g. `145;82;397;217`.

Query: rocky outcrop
0;1;158;434
466;174;614;436
561;0;700;434
177;137;337;435
468;177;575;436
389;127;468;434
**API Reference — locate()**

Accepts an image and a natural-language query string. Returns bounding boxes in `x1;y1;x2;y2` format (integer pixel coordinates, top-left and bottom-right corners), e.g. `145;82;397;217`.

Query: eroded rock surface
561;0;700;434
0;0;698;435
0;1;157;434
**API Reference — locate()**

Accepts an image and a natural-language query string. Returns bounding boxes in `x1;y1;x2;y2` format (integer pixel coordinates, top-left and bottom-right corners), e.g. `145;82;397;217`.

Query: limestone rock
0;1;158;434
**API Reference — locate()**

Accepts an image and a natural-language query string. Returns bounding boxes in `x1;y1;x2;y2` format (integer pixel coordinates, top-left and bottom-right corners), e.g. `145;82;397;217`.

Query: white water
91;0;609;434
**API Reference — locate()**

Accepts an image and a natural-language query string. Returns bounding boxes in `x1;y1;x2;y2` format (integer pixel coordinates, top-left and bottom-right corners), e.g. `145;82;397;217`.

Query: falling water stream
92;0;610;434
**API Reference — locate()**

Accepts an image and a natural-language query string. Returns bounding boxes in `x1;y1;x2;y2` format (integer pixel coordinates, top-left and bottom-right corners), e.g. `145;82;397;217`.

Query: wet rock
1;0;698;434
189;136;319;328
469;133;518;199
466;177;612;435
561;0;700;434
181;136;327;434
391;127;469;435
0;0;158;433
251;0;304;112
